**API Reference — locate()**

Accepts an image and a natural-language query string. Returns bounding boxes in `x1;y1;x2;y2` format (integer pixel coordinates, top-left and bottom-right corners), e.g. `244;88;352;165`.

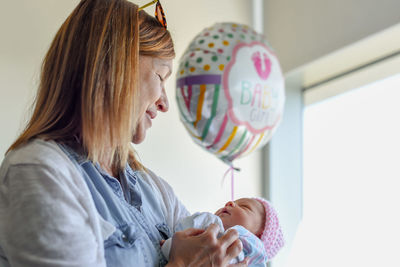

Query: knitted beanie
253;197;285;261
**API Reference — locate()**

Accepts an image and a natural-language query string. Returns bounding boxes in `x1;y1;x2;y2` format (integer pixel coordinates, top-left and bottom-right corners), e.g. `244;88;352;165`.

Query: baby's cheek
236;214;251;228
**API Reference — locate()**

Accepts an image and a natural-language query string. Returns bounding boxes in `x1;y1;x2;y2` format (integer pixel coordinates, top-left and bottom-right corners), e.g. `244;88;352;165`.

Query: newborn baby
161;197;284;266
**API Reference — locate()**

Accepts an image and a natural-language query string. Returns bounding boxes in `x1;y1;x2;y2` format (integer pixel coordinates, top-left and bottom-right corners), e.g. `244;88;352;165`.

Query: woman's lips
146;110;157;119
145;110;156;127
145;113;152;127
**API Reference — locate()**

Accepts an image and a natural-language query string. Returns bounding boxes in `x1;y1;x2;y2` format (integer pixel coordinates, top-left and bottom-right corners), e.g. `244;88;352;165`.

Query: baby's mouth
217;208;230;216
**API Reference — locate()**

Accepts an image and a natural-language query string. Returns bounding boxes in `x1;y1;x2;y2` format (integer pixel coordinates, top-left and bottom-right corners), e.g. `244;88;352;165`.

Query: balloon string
231;168;234;201
222;165;241;201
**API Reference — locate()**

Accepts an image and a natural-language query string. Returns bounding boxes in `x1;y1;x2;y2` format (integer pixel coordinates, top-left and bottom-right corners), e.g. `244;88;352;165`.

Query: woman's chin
132;119;151;144
132;131;146;144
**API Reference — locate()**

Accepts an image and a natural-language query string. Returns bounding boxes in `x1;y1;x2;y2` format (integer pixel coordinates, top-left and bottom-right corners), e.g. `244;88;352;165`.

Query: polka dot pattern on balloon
177;22;268;79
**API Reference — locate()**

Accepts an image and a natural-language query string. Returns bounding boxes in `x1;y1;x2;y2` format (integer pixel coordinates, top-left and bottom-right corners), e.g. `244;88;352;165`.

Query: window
263;25;400;267
286;71;400;266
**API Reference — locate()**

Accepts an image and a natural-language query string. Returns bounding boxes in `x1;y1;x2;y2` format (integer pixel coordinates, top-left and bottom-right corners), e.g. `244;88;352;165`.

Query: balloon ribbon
222;165;241;201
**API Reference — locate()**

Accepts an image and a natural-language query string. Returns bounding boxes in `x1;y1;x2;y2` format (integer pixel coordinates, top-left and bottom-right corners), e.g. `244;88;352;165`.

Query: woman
0;0;246;266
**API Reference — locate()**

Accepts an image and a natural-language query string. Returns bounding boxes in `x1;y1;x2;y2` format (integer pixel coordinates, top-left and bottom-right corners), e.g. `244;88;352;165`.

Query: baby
161;197;284;266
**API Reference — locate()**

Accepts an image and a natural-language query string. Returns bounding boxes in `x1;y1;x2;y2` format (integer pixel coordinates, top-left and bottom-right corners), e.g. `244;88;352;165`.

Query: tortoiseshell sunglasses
138;0;167;29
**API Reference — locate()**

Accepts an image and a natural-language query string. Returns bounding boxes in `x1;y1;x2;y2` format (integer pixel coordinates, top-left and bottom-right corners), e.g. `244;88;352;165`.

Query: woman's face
132;56;172;144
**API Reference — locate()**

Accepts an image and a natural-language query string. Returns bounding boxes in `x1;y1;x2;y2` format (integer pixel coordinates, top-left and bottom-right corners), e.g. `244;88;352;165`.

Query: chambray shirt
0;139;189;267
59;144;176;267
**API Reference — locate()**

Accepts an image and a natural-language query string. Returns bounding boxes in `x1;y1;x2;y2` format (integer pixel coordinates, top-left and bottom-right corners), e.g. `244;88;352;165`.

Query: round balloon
175;22;285;164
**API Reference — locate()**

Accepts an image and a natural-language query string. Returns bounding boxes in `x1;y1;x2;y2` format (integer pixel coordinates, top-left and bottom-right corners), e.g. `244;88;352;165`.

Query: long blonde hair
8;0;175;172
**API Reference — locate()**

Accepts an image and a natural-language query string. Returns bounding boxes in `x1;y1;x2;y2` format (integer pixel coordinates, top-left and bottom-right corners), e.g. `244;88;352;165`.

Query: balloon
175;22;285;164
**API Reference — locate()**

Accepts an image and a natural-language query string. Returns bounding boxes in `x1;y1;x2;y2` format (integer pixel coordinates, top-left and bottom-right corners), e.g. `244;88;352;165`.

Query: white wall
0;0;80;161
0;0;260;214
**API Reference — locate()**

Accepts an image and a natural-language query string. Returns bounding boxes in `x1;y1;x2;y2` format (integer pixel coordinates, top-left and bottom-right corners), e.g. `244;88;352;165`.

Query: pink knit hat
254;197;285;261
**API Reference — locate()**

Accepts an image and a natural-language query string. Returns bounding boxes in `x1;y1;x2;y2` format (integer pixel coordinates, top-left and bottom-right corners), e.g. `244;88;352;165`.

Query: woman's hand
166;224;248;267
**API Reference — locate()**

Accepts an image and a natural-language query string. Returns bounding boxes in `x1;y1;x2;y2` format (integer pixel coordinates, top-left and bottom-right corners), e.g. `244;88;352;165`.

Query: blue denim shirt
59;144;172;267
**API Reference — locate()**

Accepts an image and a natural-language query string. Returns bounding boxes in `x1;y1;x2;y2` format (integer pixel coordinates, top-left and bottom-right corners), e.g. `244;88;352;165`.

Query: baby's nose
225;201;236;207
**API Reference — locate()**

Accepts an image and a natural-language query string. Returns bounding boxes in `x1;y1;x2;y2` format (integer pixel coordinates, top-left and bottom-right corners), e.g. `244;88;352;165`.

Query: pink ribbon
222;165;241;201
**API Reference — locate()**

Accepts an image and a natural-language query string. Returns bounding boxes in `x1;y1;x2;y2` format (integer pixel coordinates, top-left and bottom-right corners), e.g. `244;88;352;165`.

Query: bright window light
286;72;400;267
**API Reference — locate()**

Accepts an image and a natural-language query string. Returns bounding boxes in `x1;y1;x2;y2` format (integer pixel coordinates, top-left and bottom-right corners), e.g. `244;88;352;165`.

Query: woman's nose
225;201;235;207
156;88;169;112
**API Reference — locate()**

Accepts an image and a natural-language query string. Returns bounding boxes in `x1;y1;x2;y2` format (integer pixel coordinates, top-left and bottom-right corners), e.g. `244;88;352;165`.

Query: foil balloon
176;22;285;165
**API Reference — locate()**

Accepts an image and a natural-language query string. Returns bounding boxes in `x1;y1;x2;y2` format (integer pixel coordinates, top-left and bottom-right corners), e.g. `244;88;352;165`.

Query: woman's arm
0;163;105;267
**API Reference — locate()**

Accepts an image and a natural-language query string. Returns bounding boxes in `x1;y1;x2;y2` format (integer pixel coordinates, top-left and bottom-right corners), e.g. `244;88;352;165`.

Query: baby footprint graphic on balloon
251;51;271;80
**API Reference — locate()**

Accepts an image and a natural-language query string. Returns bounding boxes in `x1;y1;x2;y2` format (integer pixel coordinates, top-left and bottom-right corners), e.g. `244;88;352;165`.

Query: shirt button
121;234;129;242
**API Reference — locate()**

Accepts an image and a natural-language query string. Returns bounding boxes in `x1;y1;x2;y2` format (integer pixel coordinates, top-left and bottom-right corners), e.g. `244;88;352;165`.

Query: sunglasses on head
138;0;167;29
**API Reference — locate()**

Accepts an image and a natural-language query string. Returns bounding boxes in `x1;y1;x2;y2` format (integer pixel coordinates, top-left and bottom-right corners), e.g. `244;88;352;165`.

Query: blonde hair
8;0;175;172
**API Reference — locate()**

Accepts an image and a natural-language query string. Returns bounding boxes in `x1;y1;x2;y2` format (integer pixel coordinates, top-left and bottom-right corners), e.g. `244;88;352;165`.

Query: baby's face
215;198;265;237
